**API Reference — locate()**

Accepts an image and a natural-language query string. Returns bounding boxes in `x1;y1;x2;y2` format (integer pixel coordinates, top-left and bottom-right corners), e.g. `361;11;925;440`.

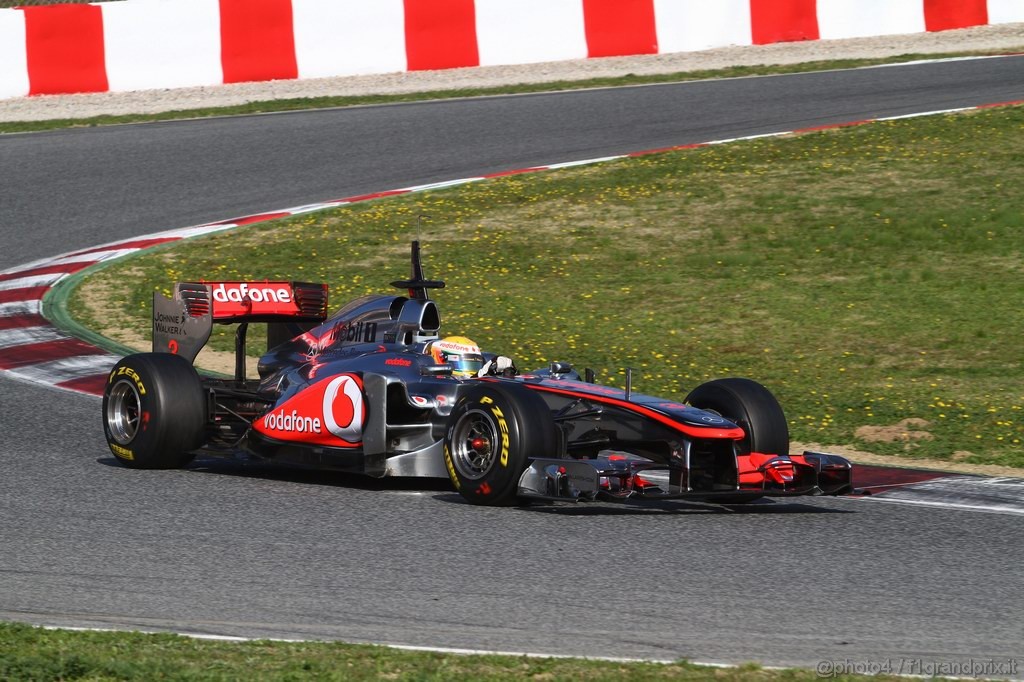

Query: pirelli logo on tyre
110;365;146;395
492;405;510;467
109;443;134;460
480;395;510;467
443;445;460;489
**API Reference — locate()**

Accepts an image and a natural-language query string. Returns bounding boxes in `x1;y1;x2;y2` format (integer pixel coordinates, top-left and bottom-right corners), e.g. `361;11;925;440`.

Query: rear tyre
444;383;558;506
685;378;789;505
102;353;206;469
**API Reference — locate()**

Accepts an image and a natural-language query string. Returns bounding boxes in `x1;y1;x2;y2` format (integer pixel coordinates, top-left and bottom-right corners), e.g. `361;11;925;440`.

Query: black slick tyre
443;382;558;506
102;353;207;469
685;378;789;456
685;378;789;504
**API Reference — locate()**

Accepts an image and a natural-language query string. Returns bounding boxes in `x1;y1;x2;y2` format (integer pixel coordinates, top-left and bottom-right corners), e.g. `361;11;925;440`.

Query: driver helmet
427;336;484;378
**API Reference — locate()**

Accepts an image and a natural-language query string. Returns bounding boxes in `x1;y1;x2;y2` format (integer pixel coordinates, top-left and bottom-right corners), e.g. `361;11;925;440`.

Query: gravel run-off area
1;22;1021;122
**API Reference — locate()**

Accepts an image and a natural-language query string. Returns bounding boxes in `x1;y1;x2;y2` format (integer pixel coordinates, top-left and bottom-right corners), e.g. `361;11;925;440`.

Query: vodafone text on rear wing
152;281;328;376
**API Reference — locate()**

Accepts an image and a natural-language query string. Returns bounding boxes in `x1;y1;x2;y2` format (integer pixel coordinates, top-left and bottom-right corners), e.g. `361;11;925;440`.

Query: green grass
2;51;1021;135
68;105;1024;469
0;622;936;681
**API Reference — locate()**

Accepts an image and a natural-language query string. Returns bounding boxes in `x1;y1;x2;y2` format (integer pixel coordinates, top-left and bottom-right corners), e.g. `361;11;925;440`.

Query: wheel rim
107;379;142;445
450;408;499;480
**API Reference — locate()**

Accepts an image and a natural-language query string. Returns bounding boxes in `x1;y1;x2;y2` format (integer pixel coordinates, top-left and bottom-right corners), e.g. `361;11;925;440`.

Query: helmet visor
445;352;484;377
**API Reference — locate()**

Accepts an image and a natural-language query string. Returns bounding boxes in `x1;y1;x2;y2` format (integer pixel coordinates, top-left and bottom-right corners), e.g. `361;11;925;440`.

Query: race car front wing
518;451;853;503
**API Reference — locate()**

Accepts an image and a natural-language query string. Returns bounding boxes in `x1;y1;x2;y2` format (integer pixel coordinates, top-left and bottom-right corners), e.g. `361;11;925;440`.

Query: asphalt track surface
2;57;1023;671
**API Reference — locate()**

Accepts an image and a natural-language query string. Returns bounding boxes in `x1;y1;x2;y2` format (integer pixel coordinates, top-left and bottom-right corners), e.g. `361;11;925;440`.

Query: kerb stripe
0;287;49;305
57;373;111;395
0;338;108;370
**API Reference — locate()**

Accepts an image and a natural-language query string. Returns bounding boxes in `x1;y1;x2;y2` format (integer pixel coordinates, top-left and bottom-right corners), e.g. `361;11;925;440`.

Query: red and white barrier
103;0;222;91
817;1;926;40
475;0;588;67
292;0;407;79
653;1;753;54
0;10;29;99
0;0;1021;100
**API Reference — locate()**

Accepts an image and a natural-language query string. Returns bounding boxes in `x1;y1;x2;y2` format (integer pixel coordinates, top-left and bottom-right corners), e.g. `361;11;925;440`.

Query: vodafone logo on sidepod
255;373;366;447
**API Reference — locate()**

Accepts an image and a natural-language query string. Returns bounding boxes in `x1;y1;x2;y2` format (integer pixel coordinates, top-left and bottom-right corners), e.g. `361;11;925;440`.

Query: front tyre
444;383;558;506
685;378;789;505
102;353;207;469
685;378;789;457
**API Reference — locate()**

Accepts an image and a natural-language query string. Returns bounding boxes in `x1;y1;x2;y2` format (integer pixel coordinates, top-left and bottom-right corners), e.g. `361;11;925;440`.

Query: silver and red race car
102;242;852;505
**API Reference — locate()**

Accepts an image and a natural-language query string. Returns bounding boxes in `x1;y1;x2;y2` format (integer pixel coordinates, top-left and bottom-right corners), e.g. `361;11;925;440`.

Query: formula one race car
102;242;852;506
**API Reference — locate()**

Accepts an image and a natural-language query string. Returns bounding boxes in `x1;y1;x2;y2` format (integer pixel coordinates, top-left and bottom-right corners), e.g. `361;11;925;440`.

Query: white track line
0;273;65;291
0;300;41;317
0;326;66;350
6;354;120;384
861;497;1024;516
35;624;1015;680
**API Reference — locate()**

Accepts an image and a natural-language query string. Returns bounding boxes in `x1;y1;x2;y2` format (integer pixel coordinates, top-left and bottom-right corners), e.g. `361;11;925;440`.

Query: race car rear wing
152;281;328;374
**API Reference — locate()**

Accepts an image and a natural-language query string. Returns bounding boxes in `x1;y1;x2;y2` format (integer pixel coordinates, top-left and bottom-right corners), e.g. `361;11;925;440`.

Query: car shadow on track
96;456;455;494
97;456;854;514
431;493;853;516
